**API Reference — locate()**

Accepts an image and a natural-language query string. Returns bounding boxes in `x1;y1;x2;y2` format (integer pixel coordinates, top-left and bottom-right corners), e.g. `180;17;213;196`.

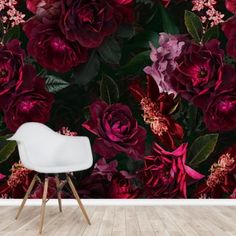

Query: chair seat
30;164;90;174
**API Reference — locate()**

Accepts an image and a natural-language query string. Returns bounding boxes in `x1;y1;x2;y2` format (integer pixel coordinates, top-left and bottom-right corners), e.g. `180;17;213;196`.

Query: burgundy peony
226;0;236;13
130;76;184;150
141;143;204;198
0;39;25;108
82;100;146;160
59;0;134;48
4;65;54;132
170;40;224;109
24;18;88;73
203;65;236;132
222;16;236;59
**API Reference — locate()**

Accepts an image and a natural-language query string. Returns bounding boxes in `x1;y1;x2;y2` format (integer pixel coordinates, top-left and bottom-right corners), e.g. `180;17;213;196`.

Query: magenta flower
82;100;146;160
144;33;185;95
141;143;204;198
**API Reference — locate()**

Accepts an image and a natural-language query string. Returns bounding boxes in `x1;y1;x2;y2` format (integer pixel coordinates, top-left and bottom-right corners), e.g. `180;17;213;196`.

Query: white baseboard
0;199;236;206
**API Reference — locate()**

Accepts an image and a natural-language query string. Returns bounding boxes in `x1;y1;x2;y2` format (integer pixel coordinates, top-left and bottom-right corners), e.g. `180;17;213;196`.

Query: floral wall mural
0;0;235;199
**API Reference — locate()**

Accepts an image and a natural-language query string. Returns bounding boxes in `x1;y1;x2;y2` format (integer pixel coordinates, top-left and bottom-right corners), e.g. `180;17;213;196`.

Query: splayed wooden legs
15;174;38;220
66;174;91;225
16;173;91;234
55;174;62;212
39;177;49;234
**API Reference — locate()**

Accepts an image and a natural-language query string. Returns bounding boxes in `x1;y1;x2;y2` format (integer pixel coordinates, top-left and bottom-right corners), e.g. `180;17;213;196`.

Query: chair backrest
8;122;93;171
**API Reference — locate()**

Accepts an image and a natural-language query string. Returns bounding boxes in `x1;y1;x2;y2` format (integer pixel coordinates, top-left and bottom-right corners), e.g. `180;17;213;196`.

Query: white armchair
8;122;93;234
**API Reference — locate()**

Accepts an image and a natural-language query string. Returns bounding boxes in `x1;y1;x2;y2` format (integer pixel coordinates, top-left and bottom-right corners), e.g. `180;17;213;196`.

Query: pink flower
58;127;78;136
0;162;35;198
195;144;236;198
92;158;118;181
144;33;185;95
82;100;146;160
141;143;204;198
129;76;184;150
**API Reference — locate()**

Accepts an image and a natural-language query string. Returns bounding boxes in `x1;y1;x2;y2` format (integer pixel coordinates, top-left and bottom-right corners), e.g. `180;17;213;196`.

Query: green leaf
98;37;121;64
159;4;179;34
45;75;70;93
188;134;219;166
203;25;219;42
184;10;203;43
117;25;135;39
100;74;119;104
4;25;20;43
0;134;12;142
136;0;154;6
117;50;151;76
0;140;16;163
127;31;159;49
73;52;100;86
0;20;4;38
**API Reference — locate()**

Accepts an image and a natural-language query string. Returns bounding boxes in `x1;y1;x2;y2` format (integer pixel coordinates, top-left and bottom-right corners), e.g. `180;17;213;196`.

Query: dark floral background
0;0;235;199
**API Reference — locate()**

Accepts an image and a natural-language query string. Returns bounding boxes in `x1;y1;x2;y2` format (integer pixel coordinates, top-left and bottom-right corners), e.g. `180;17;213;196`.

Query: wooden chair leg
15;174;38;220
66;174;91;225
55;174;62;212
39;177;49;234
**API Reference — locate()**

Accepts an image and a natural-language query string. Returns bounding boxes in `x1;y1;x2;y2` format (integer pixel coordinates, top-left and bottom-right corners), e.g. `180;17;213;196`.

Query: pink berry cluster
0;0;25;31
192;0;224;28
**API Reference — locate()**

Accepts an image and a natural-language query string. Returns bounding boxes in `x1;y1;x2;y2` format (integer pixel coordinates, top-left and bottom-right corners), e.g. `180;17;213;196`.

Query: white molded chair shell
8;122;93;173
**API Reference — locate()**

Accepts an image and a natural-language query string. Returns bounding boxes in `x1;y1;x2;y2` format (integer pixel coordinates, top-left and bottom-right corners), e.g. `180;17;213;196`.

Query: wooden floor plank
0;205;235;235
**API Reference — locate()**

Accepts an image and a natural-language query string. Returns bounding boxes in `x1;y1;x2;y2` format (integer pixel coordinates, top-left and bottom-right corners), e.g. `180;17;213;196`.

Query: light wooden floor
0;206;235;236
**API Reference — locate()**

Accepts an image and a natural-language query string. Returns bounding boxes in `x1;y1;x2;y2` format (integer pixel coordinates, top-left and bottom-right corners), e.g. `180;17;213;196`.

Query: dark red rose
195;144;236;199
108;171;141;198
170;40;224;109
0;40;25;108
130;76;184;150
83;100;146;160
141;143;204;198
226;0;236;13
3;65;54;132
23;17;88;73
222;16;236;59
59;0;134;48
203;65;236;132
